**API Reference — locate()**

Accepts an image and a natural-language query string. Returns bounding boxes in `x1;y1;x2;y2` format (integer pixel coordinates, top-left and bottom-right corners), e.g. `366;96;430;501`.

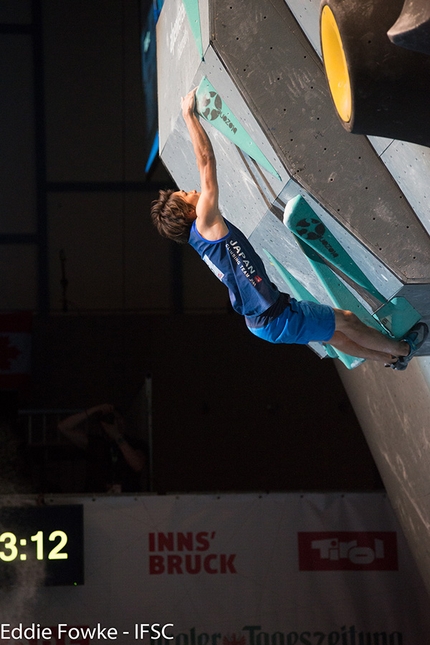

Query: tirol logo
298;532;398;571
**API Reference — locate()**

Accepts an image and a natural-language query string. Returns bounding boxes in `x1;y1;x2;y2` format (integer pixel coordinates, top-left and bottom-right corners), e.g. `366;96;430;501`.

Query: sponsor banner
2;493;429;644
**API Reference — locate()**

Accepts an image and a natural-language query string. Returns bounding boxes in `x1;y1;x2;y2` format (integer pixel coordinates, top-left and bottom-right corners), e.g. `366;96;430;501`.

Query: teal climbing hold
196;77;281;180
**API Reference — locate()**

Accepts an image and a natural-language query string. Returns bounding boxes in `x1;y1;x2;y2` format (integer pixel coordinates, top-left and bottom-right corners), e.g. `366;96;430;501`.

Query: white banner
0;492;429;644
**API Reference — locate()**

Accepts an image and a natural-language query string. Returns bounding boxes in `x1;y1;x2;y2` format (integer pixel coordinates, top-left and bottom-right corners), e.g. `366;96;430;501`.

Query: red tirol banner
0;311;32;389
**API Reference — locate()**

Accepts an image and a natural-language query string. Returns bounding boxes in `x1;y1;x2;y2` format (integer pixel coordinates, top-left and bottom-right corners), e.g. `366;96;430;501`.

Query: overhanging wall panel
285;0;430;237
211;0;430;283
156;0;203;153
156;0;430;607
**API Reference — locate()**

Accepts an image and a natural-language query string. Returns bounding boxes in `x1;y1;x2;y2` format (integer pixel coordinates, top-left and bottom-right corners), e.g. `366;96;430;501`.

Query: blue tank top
188;218;281;316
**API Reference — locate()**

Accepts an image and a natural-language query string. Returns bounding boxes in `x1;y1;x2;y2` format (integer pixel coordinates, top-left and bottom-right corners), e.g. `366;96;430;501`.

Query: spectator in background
58;403;147;493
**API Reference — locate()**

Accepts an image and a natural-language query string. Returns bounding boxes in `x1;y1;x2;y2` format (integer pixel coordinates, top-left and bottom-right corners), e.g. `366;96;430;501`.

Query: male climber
151;88;428;369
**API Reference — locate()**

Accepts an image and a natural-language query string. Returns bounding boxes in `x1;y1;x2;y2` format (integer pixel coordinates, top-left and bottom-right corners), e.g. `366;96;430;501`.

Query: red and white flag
0;311;32;389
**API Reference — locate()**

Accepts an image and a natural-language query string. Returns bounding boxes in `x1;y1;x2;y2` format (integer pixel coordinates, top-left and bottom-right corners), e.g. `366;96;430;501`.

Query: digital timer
0;529;69;561
0;505;84;586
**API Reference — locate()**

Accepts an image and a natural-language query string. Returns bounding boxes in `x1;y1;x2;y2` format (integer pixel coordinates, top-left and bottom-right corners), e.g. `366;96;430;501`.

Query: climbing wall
157;0;430;594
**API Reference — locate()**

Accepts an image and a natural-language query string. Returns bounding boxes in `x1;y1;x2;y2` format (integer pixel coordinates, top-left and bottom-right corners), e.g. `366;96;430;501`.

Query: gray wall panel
156;0;202;152
156;0;430;599
211;0;430;283
337;360;430;595
378;141;430;236
286;0;430;241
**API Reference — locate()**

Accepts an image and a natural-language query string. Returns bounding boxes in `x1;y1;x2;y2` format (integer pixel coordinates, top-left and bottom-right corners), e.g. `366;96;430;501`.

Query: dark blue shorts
246;298;335;345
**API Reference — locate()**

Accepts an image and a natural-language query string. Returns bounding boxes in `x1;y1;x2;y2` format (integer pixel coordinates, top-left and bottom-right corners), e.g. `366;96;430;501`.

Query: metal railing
18;409;81;446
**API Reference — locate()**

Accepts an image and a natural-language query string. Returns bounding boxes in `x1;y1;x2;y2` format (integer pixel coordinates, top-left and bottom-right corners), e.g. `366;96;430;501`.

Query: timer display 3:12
0;505;84;586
